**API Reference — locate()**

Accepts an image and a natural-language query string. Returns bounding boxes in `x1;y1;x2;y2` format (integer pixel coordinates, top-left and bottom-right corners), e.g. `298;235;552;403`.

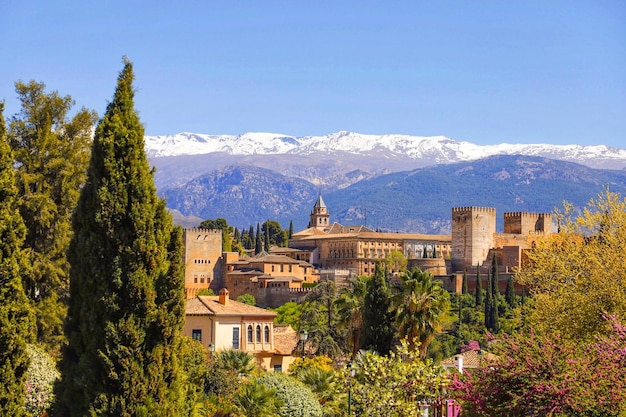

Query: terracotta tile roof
441;349;498;369
273;324;299;355
251;253;301;264
185;296;277;318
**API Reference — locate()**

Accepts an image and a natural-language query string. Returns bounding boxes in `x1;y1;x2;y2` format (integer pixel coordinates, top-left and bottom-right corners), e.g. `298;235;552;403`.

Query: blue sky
1;1;624;147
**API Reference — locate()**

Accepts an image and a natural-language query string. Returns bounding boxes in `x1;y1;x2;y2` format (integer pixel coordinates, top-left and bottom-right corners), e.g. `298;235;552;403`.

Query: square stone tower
183;228;223;298
451;207;497;272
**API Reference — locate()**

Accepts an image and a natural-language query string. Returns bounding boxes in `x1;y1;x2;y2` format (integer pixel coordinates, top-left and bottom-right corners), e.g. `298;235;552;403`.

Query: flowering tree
344;339;449;417
452;315;626;416
25;344;59;417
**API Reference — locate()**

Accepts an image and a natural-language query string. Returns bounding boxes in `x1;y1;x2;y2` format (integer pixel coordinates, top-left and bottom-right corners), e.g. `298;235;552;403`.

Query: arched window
247;325;253;343
256;325;261;342
264;325;270;343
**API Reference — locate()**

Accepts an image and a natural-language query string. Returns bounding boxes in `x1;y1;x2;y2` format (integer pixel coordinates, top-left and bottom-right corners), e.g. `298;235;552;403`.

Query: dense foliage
55;59;188;416
453;315;626;416
8;80;97;353
0;102;35;417
255;372;323;417
25;344;59;417
516;189;626;341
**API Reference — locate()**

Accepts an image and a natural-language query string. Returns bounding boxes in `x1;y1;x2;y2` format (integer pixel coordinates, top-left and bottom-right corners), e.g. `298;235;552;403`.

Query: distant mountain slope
162;165;319;228
161;155;626;233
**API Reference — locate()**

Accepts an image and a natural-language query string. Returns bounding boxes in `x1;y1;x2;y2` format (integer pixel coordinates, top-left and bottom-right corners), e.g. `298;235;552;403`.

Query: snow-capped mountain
145;131;626;169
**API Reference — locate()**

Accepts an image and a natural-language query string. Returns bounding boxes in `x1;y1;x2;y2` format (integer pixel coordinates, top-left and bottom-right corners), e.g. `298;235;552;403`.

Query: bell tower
309;194;330;230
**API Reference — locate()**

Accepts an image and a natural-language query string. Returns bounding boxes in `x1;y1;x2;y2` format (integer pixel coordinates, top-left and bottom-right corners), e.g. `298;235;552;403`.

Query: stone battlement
503;212;551;218
184;228;221;234
452;206;496;213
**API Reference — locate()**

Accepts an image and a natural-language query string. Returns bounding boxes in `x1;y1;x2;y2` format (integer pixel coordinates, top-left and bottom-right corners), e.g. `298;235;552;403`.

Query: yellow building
184;289;297;372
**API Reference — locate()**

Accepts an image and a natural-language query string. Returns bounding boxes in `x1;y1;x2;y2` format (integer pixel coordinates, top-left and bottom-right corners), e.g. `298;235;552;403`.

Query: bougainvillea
452;314;626;416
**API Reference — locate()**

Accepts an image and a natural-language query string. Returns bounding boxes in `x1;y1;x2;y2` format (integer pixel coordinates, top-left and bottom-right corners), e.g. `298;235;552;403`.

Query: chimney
218;288;229;305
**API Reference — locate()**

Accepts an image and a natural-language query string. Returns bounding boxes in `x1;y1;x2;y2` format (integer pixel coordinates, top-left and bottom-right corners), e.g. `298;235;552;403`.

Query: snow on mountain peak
144;131;626;169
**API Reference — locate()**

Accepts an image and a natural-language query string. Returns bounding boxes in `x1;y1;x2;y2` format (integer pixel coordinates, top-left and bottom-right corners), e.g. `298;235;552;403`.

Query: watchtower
451;207;496;272
183;228;223;298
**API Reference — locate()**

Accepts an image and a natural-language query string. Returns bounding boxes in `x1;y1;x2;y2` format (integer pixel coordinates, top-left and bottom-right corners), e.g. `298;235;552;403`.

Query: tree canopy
55;58;187;416
516;189;626;341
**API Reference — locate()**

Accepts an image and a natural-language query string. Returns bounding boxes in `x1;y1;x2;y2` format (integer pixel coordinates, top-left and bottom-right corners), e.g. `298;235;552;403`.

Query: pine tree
0;102;35;417
255;223;263;254
474;263;483;307
8;80;97;353
55;59;187;417
362;262;395;354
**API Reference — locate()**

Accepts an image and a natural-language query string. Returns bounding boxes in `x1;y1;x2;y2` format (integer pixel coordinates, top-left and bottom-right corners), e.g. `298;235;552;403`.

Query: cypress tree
0;102;35;417
505;275;516;308
474;263;483;307
249;225;255;244
462;271;468;295
55;59;187;417
264;221;271;250
255;223;262;254
491;255;499;298
484;271;493;330
288;220;294;239
362;262;395;354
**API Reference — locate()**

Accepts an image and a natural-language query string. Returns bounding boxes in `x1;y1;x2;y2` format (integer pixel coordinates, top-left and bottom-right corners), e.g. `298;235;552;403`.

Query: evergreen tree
255;223;263;254
491;265;500;333
0;102;35;417
8;80;97;353
505;275;516;308
288;220;294;239
264;221;271;250
484;271;493;330
362;262;395;354
55;59;187;417
462;271;468;295
249;225;255;244
474;264;483;307
491;254;499;298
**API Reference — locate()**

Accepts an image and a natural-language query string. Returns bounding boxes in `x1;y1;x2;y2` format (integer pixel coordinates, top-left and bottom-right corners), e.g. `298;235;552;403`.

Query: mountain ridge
146;131;626;170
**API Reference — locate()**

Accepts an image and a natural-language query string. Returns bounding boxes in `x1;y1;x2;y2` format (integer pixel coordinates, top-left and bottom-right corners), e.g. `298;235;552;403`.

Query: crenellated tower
451;207;497;272
183;228;223;298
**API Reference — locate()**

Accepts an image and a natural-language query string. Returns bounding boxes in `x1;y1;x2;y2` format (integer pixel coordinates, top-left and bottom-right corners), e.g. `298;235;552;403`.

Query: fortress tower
451;207;497;272
308;194;330;230
183;228;223;298
503;212;552;235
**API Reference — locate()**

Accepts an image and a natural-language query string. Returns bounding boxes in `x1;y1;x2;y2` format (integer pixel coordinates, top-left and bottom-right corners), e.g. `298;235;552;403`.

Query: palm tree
391;268;451;357
214;349;257;377
233;380;282;417
297;367;345;417
335;276;369;357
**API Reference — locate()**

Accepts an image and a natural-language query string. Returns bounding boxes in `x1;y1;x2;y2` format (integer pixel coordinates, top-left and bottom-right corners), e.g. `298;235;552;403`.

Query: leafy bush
255;372;322;417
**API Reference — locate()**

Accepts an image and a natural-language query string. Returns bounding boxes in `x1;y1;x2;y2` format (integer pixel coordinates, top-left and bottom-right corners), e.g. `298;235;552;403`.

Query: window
271;265;275;272
247;325;253;343
280;264;284;272
232;327;240;349
264;325;270;343
194;275;198;283
192;329;202;341
273;364;282;372
256;325;261;342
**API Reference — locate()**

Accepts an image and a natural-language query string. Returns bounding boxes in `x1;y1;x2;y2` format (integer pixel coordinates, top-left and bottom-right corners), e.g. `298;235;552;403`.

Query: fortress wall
451;207;496;272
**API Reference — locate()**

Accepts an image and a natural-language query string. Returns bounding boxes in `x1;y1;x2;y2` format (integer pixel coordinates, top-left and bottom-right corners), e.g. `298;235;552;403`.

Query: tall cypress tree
505;275;516;308
491;258;499;333
0;102;35;417
55;59;187;417
255;223;262;254
474;263;483;307
288;220;294;239
362;262;395;354
264;221;271;250
484;271;493;330
462;271;468;295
